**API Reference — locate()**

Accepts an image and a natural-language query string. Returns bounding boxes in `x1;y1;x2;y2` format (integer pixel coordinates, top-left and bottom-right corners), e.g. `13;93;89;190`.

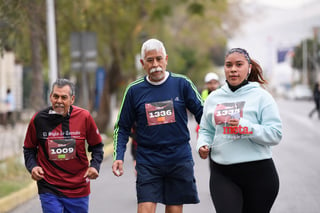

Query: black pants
309;99;320;118
209;159;279;213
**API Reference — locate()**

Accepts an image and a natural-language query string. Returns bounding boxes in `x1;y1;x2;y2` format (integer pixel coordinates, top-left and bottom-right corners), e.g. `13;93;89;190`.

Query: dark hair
248;59;267;85
226;48;251;64
226;48;267;85
51;79;75;96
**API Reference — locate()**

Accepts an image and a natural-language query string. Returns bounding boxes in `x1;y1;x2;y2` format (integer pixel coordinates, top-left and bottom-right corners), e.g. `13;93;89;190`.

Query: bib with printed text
48;138;76;161
145;100;176;126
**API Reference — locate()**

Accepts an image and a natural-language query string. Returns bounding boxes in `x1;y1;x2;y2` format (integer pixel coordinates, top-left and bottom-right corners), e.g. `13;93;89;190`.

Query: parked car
288;84;313;100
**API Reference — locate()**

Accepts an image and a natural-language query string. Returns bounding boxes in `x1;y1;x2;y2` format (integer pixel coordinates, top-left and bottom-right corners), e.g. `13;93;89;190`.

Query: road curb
0;143;113;213
0;182;37;213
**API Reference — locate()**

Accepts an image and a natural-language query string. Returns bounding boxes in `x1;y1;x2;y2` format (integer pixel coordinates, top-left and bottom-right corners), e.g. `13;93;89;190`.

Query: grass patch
0;155;32;198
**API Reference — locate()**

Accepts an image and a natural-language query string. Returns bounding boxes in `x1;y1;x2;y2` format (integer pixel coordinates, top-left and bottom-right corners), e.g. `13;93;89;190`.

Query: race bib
214;101;245;125
47;138;76;161
145;100;176;126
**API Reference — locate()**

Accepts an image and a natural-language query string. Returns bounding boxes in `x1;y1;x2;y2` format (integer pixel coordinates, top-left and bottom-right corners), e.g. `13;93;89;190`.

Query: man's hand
31;166;44;181
112;160;124;177
84;167;99;179
199;145;210;159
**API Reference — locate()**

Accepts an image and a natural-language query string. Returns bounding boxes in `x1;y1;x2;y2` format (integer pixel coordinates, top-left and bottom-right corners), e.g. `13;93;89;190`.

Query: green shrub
0;155;32;198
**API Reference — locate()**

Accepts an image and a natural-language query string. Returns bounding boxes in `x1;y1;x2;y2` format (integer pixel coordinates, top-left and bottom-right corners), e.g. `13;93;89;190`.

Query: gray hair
141;38;167;60
51;78;75;96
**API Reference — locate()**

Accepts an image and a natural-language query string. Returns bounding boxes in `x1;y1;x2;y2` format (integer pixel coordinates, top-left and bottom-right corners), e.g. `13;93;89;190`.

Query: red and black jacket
23;105;104;198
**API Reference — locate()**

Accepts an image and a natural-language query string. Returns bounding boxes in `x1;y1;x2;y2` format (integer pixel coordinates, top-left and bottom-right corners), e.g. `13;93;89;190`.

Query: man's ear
71;95;75;105
140;59;144;66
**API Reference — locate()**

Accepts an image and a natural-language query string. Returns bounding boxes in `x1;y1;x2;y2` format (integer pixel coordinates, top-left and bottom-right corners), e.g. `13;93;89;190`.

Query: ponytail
248;59;267;85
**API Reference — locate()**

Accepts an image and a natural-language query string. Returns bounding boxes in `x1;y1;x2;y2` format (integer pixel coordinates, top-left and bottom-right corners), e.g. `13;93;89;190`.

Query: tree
1;0;243;132
26;1;46;110
292;38;320;85
89;0;242;131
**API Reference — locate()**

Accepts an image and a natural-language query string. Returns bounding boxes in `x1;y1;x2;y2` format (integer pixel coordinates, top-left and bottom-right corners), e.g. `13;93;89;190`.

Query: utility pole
46;0;58;89
302;39;308;85
313;27;320;81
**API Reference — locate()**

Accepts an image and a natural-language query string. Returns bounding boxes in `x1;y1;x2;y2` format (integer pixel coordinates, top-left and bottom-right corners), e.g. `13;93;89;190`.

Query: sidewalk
0;121;30;213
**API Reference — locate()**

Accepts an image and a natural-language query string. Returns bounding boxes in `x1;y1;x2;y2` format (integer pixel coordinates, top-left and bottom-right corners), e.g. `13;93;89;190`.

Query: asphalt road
7;98;320;213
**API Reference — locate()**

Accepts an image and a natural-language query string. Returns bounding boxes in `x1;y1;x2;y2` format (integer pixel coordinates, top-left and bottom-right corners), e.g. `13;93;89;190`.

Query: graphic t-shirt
24;106;102;197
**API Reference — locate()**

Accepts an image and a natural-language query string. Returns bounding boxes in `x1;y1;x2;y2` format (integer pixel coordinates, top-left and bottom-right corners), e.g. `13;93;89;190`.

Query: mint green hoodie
196;82;282;165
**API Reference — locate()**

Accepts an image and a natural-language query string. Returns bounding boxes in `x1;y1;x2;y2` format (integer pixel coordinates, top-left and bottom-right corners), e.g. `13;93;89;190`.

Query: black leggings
209;159;279;213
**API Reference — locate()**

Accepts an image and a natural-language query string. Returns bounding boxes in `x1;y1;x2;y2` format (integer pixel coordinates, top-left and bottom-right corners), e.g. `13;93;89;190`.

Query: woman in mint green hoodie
197;48;282;213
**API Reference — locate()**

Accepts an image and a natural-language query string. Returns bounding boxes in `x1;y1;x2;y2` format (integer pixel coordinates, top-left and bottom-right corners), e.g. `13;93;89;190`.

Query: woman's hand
199;145;210;159
228;118;239;127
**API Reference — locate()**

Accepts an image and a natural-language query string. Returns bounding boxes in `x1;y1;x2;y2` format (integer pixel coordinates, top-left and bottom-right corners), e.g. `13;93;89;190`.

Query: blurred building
0;51;23;123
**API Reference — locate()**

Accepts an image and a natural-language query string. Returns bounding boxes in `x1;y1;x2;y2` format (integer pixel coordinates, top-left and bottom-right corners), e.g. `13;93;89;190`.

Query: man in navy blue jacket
112;38;203;213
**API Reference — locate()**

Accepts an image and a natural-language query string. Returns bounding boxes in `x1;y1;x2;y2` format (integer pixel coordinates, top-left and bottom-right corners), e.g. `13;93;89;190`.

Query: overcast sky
244;0;314;9
228;0;319;75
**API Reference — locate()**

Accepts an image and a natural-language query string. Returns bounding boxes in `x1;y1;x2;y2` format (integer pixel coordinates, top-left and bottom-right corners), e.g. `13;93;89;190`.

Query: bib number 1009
50;147;74;155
